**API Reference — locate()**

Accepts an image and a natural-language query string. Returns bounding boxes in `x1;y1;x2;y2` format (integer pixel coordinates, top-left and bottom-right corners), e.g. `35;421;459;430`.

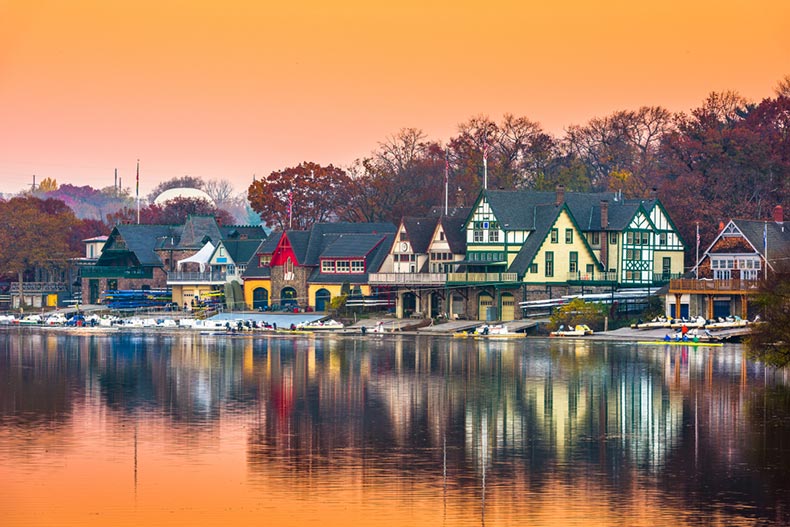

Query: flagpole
482;138;488;191
136;159;140;225
695;222;699;278
444;146;449;215
764;221;768;280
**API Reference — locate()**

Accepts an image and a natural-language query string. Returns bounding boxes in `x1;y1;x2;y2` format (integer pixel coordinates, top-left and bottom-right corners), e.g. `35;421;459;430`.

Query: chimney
455;188;465;208
600;200;609;230
774;205;784;224
555;185;565;207
651;187;658;199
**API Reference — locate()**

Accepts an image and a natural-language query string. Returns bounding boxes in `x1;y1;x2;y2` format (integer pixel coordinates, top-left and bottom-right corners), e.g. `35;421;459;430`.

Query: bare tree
204;179;236;207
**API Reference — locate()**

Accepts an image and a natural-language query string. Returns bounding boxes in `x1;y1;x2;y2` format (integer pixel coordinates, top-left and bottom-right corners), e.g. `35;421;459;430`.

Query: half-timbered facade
668;205;788;319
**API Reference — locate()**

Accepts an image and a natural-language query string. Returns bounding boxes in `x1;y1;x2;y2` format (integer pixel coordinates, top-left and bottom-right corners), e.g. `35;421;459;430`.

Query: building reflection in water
0;330;788;525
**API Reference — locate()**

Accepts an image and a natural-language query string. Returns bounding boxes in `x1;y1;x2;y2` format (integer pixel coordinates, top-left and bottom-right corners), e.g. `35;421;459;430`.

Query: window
662;257;671;279
529;263;538;273
322;260;335;273
219;247;225;257
551;229;558;243
400;230;408;241
565;229;573;244
569;252;578;273
609;232;618;245
336;261;350;273
591;232;600;245
260;255;271;266
545;251;554;277
641;232;650;245
488;230;499;242
440;231;445;241
474;230;484;242
659;233;667;245
351;260;364;273
227;264;236;275
626;249;642;260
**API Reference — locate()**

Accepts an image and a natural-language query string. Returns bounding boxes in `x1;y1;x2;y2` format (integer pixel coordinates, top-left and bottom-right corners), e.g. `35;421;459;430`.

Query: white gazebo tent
176;241;215;272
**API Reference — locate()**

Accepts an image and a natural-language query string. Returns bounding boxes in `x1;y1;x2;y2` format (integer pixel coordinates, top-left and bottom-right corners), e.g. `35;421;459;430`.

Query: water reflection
0;328;788;526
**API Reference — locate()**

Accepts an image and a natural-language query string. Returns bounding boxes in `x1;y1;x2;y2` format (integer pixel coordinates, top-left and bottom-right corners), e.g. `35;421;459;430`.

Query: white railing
447;272;518;283
368;273;446;285
167;271;227;283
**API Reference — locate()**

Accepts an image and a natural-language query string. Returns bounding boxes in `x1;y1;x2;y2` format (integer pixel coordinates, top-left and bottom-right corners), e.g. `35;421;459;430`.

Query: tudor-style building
372;188;685;321
369;209;468;318
668;205;788;319
242;222;396;312
452;188;685;319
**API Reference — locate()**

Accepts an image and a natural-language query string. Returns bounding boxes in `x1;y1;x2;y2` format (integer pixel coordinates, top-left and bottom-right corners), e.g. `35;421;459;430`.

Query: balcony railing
652;272;684;284
669;278;761;293
10;282;69;293
167;271;227;283
80;266;153;279
447;272;518;284
368;272;446;285
566;271;619;283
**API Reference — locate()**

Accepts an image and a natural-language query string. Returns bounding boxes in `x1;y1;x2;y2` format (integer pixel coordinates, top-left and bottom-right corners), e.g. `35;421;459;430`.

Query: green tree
548;298;607;332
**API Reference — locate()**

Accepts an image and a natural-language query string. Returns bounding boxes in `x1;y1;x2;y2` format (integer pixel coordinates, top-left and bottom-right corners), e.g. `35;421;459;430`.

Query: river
0;328;788;526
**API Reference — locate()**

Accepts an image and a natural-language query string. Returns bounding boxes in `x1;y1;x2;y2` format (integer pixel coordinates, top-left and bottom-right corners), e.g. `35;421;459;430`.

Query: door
315;289;331;312
252;287;269;310
478;293;493;321
500;293;515;321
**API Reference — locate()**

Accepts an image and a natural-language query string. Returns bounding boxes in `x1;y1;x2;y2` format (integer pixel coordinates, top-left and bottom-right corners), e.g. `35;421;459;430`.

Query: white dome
154;187;215;206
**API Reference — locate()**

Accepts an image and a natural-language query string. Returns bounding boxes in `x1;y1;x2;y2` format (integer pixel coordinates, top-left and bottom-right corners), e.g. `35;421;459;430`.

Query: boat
669;316;707;329
549;324;593;337
637;340;723;347
705;316;750;330
454;324;526;339
633;316;671;329
297;319;344;331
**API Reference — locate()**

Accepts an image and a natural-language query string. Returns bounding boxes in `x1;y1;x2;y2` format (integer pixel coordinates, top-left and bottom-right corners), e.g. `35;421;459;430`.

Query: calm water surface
1;328;789;526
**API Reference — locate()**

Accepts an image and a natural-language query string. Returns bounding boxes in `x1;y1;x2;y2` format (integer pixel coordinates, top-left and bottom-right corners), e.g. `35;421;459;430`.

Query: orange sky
1;0;788;197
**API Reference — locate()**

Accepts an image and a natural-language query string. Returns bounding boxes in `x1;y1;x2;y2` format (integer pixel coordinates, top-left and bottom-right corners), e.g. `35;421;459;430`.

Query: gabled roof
507;203;604;275
508;204;562;274
218;239;263;265
284;231;312;264
734;219;790;266
179;215;223;248
438;215;467;254
100;224;174;267
480;189;657;232
401;217;438;254
240;235;281;279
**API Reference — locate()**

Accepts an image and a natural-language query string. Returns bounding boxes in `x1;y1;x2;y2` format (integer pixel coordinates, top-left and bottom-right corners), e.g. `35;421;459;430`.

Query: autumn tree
655;91;790;259
746;263;790;367
0;197;78;307
247;162;352;231
36;177;58;192
565;106;673;195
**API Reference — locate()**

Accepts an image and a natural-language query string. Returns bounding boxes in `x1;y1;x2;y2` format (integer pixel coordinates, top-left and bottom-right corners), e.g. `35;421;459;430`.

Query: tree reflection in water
0;330;788;526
